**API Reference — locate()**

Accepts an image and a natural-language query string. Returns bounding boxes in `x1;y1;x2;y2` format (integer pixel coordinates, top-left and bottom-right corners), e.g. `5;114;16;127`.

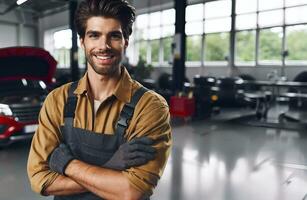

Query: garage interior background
1;0;306;81
1;0;307;200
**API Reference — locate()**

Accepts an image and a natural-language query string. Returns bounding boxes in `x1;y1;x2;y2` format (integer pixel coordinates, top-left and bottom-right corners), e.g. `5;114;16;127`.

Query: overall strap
64;81;78;127
116;87;148;144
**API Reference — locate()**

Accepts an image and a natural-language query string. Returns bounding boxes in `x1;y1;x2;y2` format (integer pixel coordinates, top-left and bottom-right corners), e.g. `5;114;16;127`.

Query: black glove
103;137;156;170
48;143;74;176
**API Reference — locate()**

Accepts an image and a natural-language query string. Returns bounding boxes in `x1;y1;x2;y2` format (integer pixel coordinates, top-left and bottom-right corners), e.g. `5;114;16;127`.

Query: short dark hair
75;0;136;39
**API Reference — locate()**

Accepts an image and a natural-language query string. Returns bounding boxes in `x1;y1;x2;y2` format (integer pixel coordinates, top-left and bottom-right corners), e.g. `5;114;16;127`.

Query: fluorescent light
16;0;28;5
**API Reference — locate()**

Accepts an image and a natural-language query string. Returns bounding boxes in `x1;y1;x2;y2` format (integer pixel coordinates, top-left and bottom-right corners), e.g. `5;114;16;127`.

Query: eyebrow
86;30;123;36
86;30;101;35
109;30;123;35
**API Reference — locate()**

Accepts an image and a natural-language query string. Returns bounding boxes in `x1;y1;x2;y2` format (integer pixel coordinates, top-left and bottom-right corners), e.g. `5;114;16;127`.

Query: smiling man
27;0;172;200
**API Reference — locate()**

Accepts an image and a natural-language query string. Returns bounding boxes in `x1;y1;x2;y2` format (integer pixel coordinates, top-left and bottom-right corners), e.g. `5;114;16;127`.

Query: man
27;0;172;199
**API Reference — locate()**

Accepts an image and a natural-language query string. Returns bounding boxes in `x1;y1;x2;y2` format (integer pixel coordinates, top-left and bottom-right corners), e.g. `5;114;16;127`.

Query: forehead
85;16;123;33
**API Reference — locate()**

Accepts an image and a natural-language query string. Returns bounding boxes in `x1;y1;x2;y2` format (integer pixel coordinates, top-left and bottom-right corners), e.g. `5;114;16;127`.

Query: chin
93;65;120;77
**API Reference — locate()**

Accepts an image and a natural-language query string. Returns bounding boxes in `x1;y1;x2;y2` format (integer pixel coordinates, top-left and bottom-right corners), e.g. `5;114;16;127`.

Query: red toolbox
170;96;195;117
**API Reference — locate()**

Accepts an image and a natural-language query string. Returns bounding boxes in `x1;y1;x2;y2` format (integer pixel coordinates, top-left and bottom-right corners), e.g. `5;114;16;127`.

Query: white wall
0;4;37;47
0;24;18;47
20;25;37;46
150;65;307;83
38;10;69;47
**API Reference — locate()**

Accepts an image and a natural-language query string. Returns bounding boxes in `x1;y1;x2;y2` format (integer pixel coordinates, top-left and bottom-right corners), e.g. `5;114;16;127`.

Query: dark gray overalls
54;82;148;200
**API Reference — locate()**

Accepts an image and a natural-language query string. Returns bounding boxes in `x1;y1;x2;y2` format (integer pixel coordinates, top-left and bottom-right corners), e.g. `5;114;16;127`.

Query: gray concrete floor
1;107;307;200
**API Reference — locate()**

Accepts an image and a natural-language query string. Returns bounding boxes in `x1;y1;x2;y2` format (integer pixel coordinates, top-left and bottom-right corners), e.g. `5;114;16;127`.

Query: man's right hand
103;137;156;170
48;143;75;176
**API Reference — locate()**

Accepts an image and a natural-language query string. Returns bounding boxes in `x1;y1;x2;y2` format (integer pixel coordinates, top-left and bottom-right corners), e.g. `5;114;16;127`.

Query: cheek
110;41;125;51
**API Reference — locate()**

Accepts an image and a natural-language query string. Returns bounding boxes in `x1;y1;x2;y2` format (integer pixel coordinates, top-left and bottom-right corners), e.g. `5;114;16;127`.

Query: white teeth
96;55;112;60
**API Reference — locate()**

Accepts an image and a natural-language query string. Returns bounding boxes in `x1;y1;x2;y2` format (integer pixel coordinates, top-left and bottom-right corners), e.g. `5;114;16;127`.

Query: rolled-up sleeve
123;92;172;196
27;89;64;194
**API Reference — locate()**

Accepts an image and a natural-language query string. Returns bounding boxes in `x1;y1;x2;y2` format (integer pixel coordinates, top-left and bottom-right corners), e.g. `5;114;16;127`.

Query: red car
0;47;56;147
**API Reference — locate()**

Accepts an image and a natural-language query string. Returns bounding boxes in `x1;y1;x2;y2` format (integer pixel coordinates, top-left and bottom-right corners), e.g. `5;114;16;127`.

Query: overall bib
54;82;148;200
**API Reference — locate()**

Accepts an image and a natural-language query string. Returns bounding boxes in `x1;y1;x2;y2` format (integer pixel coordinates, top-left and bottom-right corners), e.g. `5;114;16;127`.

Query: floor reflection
1;117;307;200
152;120;307;200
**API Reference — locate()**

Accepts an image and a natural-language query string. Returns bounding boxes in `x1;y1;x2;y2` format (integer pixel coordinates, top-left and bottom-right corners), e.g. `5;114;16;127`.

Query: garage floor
1;108;307;200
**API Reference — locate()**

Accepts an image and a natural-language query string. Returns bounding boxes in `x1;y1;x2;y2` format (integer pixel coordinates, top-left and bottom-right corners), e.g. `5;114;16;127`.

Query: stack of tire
193;75;217;119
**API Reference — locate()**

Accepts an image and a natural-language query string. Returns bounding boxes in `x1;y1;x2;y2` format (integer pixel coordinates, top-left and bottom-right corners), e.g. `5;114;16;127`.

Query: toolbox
170;96;195;117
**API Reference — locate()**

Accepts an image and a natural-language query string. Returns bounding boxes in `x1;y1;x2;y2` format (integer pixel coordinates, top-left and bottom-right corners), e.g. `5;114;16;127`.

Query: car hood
0;47;57;84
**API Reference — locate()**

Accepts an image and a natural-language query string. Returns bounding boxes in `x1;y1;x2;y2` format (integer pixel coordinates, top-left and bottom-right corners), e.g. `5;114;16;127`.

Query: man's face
80;16;128;76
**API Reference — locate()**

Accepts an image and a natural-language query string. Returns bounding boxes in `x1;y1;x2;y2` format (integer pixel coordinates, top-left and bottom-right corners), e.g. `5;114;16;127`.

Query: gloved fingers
126;157;148;167
48;143;74;175
128;151;155;160
128;143;156;153
129;137;154;145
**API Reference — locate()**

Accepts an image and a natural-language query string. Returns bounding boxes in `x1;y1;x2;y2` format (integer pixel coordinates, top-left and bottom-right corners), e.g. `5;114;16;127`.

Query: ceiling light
16;0;28;5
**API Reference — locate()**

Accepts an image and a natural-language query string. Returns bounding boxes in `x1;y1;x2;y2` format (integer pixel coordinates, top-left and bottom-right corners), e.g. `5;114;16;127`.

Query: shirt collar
74;72;89;95
113;66;133;103
73;66;133;103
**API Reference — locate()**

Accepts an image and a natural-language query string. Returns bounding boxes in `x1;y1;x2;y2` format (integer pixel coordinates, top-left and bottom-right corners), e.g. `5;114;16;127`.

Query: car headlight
0;104;13;116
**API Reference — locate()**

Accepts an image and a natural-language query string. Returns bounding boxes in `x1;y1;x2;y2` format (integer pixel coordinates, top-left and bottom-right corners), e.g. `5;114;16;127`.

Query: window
151;40;160;63
162;37;173;63
129;0;307;68
285;6;307;24
259;27;283;65
203;0;231;65
285;0;307;7
236;0;257;14
204;0;231;18
185;0;231;66
286;25;307;65
236;14;257;30
204;17;231;33
258;0;283;11
258;10;283;28
235;0;307;66
204;33;229;65
53;29;71;68
131;8;175;66
44;28;85;69
137;40;148;61
186;35;202;62
235;31;256;65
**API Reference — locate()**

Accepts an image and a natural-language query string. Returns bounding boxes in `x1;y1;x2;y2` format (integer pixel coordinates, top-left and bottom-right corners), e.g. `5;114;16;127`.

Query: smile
95;55;114;60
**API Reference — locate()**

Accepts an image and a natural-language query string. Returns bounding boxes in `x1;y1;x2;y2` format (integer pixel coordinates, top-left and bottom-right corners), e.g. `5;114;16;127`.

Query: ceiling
0;0;173;17
1;0;69;16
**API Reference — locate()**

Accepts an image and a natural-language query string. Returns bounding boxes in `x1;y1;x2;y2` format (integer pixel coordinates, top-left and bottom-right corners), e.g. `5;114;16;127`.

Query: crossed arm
28;89;171;200
44;160;143;200
44;138;155;199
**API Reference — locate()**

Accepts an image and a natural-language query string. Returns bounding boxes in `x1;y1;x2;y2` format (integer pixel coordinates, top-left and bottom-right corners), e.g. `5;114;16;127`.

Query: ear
80;37;85;49
124;39;129;49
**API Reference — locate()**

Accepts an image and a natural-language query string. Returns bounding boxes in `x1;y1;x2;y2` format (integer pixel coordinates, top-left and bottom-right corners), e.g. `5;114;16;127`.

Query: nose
99;36;111;51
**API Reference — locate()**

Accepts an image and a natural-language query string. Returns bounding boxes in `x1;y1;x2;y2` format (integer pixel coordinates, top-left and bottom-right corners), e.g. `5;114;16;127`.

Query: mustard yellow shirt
27;67;172;196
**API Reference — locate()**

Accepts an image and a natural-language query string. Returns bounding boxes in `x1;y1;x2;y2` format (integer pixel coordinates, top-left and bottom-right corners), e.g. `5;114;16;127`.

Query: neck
87;66;121;101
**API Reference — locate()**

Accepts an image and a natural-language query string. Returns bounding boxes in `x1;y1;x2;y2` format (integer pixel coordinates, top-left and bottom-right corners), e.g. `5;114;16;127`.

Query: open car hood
0;47;57;84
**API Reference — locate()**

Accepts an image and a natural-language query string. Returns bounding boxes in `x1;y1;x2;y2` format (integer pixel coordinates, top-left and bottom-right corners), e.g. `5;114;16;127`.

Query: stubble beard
85;51;122;77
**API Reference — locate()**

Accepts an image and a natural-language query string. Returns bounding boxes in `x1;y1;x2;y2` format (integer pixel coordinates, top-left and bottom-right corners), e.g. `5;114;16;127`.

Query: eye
89;33;99;39
110;32;123;40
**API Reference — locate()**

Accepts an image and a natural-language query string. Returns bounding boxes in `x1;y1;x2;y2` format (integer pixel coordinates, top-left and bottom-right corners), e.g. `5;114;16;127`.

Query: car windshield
0;79;47;96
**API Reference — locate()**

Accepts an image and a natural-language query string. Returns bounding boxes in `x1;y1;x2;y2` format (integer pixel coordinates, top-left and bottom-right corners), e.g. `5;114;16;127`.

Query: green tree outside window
286;25;307;64
204;33;229;61
186;35;202;61
163;37;172;63
259;28;282;64
151;39;160;63
235;30;256;65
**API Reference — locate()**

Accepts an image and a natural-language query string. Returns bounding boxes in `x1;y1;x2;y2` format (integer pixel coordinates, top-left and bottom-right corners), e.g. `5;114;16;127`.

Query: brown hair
75;0;136;39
